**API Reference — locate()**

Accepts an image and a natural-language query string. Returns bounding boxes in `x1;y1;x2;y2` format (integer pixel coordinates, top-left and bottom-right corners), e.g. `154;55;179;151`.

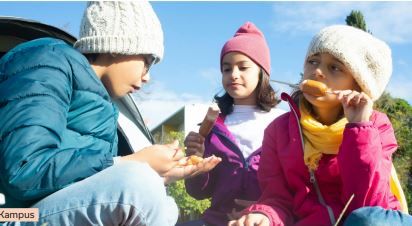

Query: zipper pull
310;172;315;183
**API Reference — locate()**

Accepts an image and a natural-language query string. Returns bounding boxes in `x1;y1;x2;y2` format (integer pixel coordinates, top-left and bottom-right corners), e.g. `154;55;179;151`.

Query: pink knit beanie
220;22;271;76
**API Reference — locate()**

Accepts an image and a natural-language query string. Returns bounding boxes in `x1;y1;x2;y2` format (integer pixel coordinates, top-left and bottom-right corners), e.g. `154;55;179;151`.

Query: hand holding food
163;155;222;184
121;140;184;175
178;155;204;166
198;103;220;137
300;79;329;96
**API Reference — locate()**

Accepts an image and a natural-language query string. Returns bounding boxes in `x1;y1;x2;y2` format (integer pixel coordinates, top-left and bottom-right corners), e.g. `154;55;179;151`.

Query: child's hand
184;131;205;157
120;140;184;175
333;90;373;123
162;155;221;185
228;212;270;226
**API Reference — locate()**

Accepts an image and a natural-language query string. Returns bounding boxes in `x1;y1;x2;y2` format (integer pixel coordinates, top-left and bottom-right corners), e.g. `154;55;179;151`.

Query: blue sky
1;1;411;128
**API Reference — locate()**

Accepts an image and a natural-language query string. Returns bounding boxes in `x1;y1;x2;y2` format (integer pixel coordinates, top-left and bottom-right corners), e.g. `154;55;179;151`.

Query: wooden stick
334;194;355;226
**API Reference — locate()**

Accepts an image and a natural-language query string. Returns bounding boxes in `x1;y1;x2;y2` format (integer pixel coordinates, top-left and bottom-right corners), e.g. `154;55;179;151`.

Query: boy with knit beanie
181;21;285;226
230;25;412;226
0;1;220;225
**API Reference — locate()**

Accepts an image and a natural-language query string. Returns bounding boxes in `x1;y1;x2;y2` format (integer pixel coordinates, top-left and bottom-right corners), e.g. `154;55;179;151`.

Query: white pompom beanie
305;25;392;101
74;1;164;63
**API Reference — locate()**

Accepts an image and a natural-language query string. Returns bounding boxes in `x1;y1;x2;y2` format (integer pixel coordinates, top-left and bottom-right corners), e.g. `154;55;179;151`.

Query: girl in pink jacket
230;25;412;226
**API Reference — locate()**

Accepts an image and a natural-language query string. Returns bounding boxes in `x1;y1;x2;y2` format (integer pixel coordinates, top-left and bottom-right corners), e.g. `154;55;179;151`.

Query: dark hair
214;69;280;115
83;53;100;63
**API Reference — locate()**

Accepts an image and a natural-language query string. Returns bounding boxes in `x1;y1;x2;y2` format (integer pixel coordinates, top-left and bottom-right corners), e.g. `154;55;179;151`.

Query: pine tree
345;10;370;33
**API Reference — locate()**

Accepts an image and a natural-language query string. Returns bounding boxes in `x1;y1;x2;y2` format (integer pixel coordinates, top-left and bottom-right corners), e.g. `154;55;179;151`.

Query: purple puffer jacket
185;115;261;226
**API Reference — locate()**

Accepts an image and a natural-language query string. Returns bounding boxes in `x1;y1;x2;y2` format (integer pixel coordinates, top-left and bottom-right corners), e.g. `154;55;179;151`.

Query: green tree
161;130;211;222
375;93;412;213
345;10;368;32
345;10;412;213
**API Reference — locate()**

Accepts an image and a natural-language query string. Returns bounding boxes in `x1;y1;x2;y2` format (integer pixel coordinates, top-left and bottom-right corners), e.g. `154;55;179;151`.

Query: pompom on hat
220;22;271;76
74;1;164;63
305;25;392;101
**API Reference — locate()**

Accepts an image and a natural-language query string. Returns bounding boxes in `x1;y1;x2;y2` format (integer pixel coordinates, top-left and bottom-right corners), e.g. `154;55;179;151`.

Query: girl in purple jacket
230;25;412;226
180;22;285;226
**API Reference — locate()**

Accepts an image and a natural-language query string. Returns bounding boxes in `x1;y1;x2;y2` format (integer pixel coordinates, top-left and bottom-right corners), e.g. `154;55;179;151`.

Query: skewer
270;79;299;89
333;194;355;226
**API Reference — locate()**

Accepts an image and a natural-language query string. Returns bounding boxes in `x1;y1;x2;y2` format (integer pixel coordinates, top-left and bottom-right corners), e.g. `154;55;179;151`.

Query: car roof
0;16;77;58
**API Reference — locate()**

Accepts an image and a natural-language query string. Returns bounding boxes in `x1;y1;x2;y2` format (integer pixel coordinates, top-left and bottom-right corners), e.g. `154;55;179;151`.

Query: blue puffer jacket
0;38;119;207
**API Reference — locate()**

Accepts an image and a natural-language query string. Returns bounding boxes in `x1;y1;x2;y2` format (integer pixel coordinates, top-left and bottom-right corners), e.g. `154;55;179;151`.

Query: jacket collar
214;113;237;143
281;92;301;119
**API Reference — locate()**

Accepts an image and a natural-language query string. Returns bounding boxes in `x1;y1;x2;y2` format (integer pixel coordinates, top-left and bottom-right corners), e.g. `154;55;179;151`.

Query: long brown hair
214;69;280;115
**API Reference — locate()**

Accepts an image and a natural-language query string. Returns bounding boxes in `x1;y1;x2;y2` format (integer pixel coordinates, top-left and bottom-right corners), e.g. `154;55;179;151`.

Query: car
0;16;76;58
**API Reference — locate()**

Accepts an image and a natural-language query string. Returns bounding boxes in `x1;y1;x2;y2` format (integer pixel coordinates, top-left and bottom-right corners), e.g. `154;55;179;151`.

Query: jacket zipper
288;101;336;226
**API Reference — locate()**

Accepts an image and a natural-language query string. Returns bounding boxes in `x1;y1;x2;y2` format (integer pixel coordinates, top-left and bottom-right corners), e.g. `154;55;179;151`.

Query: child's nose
142;72;151;83
230;67;240;80
313;67;326;80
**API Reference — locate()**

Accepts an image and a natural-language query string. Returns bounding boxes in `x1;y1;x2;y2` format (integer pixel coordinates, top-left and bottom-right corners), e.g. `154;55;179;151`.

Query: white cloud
364;3;412;44
272;2;412;44
272;2;362;35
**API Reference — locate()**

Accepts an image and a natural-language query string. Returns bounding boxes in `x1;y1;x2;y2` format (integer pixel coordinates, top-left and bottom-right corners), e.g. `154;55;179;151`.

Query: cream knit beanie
74;1;164;63
306;25;392;101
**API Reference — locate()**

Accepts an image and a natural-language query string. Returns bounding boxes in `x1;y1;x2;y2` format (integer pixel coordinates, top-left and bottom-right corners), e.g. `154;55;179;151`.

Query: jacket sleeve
338;112;398;212
185;173;213;200
246;124;294;226
0;45;114;202
184;136;215;199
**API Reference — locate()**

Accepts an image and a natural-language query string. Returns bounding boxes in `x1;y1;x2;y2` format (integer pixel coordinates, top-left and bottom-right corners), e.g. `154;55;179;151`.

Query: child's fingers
229;215;246;226
184;132;204;146
185;141;203;150
169;146;184;161
188;155;222;177
359;92;371;104
333;90;352;100
202;155;222;166
184;148;198;156
353;93;363;105
341;91;370;106
344;91;358;105
177;156;189;166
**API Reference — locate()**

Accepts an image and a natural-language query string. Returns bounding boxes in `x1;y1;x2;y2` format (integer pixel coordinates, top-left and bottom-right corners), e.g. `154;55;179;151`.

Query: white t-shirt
224;105;285;158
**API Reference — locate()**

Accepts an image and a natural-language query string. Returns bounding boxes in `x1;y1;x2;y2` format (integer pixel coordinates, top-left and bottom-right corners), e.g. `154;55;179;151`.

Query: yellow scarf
299;102;408;213
299;103;348;170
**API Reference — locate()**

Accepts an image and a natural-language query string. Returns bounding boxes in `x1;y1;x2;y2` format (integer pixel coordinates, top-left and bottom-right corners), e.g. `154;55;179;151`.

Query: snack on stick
300;79;329;97
178;155;204;166
198;103;220;137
